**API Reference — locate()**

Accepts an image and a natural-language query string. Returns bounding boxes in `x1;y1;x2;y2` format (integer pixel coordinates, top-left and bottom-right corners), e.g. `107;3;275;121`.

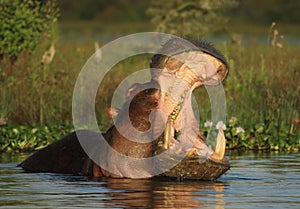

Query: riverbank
0;121;299;153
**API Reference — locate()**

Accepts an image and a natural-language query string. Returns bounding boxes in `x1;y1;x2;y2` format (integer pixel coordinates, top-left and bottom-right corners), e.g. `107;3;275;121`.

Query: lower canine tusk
164;118;174;149
212;128;226;160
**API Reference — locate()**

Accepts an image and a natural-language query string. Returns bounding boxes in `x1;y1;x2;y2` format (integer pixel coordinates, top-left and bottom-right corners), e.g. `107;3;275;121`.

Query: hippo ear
126;83;143;97
107;107;120;119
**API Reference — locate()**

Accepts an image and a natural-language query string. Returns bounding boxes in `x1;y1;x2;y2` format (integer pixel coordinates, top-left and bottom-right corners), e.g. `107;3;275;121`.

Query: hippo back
18;130;93;174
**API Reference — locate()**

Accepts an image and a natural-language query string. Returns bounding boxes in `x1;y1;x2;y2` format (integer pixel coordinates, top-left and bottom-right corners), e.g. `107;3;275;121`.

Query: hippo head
105;38;230;180
147;38;230;180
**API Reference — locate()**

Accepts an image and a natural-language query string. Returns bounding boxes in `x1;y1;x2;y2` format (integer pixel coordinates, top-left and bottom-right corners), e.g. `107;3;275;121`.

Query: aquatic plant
0;124;74;152
201;116;299;152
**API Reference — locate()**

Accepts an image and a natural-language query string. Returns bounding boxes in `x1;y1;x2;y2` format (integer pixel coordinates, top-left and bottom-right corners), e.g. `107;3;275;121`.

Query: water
1;152;300;208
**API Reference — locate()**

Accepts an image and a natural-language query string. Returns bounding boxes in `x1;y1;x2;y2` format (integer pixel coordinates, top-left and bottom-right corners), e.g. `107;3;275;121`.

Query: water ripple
1;153;300;208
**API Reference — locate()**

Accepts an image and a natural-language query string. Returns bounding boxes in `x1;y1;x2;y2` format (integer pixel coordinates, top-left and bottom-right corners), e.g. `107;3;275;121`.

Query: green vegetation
147;0;238;37
0;124;74;152
0;0;59;69
0;35;299;152
199;26;299;152
0;1;299;153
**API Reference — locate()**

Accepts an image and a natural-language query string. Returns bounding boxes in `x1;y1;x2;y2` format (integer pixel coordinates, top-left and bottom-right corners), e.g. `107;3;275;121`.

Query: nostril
216;64;228;81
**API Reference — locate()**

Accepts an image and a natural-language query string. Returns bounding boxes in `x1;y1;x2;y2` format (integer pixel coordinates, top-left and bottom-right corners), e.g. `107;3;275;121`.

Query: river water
0;152;299;208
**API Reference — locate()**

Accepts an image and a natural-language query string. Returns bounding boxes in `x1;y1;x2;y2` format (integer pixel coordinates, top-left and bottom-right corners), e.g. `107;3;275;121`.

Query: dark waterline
1;152;300;208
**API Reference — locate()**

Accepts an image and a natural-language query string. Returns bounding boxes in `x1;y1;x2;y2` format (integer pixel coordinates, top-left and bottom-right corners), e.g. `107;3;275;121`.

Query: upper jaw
154;51;228;163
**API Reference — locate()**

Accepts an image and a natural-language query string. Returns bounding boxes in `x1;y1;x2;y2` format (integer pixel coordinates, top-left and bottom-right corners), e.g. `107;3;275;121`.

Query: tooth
186;148;196;157
211;74;219;81
164;118;174;149
212;128;226;160
175;148;182;154
163;120;170;149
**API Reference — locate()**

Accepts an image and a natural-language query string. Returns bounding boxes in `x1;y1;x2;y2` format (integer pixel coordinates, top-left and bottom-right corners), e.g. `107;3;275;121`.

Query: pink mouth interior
155;69;213;158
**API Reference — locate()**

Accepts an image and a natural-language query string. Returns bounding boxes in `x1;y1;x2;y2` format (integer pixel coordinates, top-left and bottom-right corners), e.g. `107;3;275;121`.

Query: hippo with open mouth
19;38;230;180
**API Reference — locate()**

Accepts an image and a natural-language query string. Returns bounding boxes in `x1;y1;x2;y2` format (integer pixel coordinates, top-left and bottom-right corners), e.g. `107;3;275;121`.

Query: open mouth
155;84;228;163
150;48;230;180
154;93;230;180
156;53;227;152
109;38;230;180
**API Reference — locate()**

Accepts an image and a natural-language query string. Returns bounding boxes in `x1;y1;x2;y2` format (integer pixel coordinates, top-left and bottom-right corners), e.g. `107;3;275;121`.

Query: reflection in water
1;152;300;208
0;165;226;208
99;178;225;208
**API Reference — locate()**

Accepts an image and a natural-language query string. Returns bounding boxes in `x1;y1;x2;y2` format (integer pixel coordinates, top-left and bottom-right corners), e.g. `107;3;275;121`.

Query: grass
197;41;300;151
0;23;299;152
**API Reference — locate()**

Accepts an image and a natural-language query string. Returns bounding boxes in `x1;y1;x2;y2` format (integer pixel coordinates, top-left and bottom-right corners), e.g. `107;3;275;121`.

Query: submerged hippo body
19;38;231;180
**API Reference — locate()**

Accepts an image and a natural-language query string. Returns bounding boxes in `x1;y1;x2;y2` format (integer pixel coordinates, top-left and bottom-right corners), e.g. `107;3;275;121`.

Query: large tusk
164;118;174;149
212;128;226;160
163;101;180;150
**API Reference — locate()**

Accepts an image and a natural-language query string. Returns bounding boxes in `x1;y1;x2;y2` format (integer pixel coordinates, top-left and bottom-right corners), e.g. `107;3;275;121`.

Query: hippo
19;38;230;180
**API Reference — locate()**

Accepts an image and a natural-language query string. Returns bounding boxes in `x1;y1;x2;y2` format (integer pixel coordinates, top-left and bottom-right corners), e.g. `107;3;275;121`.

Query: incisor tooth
186;148;197;157
212;128;226;160
201;72;206;79
211;74;219;81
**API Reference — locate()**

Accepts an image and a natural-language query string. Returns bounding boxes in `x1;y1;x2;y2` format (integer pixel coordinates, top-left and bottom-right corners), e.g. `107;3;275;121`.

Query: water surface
1;152;299;208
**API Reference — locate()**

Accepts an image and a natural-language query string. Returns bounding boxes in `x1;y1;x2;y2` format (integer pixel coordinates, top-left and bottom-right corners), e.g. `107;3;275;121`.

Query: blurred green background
58;0;300;25
57;0;300;36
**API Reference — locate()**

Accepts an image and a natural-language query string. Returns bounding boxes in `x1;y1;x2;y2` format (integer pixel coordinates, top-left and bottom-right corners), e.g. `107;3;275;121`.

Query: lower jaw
154;74;229;179
158;155;230;180
152;132;230;181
